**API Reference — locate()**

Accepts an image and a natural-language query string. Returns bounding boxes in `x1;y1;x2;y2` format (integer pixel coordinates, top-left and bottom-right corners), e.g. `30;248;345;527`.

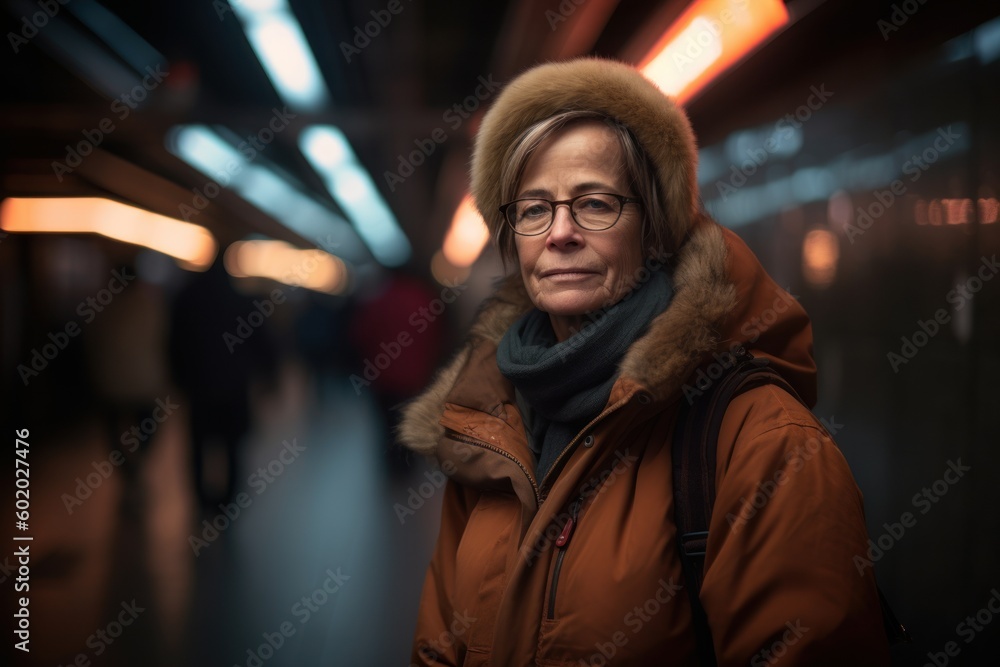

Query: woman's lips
540;270;598;281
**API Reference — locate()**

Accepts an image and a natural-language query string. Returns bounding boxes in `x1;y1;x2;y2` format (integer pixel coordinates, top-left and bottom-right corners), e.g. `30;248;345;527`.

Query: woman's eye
522;204;548;218
579;197;611;210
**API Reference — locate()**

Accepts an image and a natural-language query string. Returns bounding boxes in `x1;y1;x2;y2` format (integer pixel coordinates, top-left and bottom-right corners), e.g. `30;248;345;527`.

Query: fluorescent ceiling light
974;15;1000;64
168;125;367;262
0;197;217;271
640;0;788;103
228;0;330;111
643;17;723;98
300;126;412;267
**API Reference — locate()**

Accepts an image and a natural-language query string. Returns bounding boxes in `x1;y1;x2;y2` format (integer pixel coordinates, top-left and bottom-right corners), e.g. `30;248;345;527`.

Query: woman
400;58;891;666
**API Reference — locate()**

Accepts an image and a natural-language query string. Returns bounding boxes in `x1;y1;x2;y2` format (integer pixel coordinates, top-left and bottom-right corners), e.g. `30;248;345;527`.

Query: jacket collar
399;219;739;457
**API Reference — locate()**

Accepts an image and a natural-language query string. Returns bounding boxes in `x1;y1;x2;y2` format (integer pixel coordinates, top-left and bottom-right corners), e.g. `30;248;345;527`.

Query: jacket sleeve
700;386;891;667
410;477;477;666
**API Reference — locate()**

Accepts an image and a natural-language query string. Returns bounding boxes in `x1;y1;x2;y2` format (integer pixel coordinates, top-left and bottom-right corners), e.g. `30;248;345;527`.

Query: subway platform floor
11;362;441;667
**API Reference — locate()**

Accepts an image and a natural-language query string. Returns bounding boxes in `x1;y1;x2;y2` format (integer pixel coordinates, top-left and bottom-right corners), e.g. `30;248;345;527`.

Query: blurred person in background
350;271;447;473
169;260;278;512
399;58;894;666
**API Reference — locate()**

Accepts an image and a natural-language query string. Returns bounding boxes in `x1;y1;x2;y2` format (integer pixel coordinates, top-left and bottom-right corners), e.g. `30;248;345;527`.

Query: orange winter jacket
399;219;891;666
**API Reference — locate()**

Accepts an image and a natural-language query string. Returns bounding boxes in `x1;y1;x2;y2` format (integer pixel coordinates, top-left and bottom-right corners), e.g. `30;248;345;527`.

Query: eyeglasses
499;192;642;236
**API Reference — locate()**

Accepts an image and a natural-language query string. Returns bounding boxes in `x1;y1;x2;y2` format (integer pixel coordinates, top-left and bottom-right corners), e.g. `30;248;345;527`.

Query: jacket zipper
541;393;647;620
538;395;634;493
547;496;583;620
443;428;541;505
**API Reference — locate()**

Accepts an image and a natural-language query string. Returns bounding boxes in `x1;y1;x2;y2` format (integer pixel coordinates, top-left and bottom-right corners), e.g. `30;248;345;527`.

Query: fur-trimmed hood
404;229;884;667
399;58;817;458
399;218;818;457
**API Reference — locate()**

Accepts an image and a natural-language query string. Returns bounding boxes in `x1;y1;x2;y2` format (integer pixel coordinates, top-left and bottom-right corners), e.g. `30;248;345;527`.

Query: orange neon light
442;194;490;268
0;197;217;270
224;239;347;294
640;0;788;103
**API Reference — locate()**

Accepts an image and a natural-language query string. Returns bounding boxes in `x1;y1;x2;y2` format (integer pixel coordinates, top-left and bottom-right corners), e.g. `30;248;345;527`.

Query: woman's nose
546;204;580;246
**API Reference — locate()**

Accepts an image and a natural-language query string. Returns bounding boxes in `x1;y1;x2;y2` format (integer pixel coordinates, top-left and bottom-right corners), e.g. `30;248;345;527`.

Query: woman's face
514;120;645;340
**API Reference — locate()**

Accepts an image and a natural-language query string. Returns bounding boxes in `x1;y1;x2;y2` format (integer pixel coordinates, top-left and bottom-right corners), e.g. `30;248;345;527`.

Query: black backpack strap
672;347;909;666
880;586;912;645
671;347;804;666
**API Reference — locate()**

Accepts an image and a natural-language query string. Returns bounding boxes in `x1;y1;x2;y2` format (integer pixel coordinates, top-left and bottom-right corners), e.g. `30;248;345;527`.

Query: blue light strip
300;126;411;267
227;0;331;112
702;123;969;228
65;0;167;74
167;125;368;263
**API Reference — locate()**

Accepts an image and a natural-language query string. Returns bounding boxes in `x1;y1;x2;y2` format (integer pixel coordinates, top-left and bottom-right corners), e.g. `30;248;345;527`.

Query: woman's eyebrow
517;182;618;198
571;181;617;194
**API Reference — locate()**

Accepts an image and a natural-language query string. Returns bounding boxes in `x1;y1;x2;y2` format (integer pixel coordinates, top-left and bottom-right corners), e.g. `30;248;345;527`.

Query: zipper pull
555;499;583;548
555;517;574;548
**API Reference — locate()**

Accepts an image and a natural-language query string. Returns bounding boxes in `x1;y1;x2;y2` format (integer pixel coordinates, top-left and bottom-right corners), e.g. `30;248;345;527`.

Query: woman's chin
536;296;601;318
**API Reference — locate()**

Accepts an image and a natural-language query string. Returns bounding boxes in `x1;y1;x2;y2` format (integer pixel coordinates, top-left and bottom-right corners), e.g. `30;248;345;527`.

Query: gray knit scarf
496;269;673;483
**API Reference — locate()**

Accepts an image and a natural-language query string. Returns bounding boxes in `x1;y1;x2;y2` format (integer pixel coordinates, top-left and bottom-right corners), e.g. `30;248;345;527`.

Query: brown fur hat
470;57;699;256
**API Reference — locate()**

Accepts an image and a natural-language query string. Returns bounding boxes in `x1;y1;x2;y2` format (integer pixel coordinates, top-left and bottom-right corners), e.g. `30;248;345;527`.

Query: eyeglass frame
498;192;643;236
